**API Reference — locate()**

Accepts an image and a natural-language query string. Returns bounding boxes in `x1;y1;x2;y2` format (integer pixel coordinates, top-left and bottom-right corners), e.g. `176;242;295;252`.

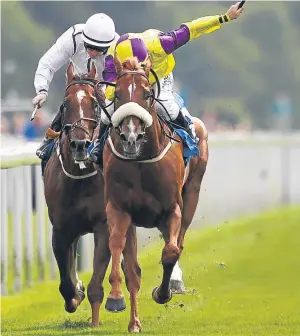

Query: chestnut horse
101;55;208;332
44;63;110;327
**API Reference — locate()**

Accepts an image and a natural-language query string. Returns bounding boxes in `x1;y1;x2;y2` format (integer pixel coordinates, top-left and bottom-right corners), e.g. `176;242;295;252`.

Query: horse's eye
115;92;120;101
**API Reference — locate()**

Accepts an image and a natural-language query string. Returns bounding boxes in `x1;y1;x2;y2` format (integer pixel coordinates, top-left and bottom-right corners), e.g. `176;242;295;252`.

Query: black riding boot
36;105;63;160
173;109;196;140
89;121;109;168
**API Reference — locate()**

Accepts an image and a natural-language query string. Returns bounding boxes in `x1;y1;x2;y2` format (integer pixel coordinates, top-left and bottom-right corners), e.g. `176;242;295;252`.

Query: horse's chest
109;167;177;212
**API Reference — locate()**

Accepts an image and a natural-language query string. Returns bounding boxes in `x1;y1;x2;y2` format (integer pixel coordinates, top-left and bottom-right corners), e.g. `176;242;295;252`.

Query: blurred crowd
1;110;49;142
0;90;294;145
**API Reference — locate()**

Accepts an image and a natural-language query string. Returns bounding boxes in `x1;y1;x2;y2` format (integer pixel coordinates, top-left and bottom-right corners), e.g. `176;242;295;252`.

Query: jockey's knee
155;101;179;121
100;112;110;125
100;100;114;125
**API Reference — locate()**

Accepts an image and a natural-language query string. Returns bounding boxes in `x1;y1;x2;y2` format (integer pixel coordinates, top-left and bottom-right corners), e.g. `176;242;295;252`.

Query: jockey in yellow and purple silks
89;2;244;165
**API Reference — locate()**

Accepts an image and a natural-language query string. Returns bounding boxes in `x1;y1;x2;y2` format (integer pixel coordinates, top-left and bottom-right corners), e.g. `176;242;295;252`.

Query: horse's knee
109;232;127;252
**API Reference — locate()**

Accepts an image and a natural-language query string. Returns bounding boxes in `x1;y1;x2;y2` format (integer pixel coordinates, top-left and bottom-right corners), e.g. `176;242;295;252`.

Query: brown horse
101;55;208;332
44;62;110;327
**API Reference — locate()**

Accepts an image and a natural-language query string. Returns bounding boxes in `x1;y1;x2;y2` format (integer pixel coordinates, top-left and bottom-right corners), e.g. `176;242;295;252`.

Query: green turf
2;206;300;335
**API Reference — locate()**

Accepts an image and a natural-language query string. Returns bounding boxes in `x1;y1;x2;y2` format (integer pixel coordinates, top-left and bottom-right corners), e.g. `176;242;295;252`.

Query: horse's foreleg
70;238;85;303
121;225;142;333
52;229;84;313
152;204;181;304
87;227;111;327
105;201;131;313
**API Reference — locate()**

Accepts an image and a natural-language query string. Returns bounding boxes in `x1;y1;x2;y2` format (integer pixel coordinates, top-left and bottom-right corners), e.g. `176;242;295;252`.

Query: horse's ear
88;61;97;78
144;56;152;77
66;62;75;83
114;51;123;74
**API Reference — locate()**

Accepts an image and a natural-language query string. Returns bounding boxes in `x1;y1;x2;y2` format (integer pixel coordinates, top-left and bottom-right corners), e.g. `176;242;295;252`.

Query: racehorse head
62;62;100;163
111;53;155;158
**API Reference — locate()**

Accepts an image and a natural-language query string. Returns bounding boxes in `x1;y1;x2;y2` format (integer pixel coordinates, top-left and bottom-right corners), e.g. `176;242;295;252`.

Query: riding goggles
84;42;109;54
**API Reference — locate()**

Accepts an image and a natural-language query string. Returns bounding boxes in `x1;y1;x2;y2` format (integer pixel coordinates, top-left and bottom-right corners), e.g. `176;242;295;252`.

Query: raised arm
158;1;244;54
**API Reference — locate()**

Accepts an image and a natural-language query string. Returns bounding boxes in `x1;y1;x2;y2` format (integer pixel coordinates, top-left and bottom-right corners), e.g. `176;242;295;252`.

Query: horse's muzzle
121;133;144;157
70;139;91;161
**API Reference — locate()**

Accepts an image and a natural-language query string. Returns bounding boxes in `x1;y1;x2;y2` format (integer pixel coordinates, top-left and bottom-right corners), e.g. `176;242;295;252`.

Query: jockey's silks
103;15;222;100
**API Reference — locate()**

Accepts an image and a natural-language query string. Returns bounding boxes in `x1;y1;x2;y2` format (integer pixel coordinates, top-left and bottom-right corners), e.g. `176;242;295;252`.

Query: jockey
32;13;120;160
89;2;244;165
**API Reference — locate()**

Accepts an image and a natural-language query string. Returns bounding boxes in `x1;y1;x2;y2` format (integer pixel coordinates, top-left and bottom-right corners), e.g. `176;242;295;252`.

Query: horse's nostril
136;134;144;141
85;140;92;148
70;141;77;149
120;133;127;142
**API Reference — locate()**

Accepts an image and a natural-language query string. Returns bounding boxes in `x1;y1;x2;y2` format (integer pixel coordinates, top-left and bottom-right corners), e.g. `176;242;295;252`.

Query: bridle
55;77;101;177
61;78;101;143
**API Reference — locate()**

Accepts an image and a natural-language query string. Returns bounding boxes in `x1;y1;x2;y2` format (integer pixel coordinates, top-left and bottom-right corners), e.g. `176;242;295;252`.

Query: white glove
32;92;47;108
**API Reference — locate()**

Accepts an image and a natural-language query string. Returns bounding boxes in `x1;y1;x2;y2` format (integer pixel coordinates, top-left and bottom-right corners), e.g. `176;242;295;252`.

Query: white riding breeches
155;72;180;121
100;72;190;125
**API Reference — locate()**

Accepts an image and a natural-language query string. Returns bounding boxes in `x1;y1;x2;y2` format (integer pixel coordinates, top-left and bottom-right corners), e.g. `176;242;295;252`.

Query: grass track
2;206;300;335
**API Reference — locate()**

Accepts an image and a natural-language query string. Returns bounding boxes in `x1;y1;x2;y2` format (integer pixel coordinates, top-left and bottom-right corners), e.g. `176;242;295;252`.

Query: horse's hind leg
121;225;142;333
177;127;208;264
170;165;207;295
52;229;84;313
170;261;186;294
87;227;111;328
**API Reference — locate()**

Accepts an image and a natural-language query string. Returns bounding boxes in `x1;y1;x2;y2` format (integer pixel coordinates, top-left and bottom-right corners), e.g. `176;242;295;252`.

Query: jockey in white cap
32;13;120;160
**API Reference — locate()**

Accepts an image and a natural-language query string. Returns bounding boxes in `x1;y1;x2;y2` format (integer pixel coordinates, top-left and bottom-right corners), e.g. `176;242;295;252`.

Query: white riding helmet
83;13;116;48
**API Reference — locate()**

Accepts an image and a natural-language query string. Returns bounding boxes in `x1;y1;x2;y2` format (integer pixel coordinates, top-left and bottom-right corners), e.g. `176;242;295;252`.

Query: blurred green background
1;1;300;131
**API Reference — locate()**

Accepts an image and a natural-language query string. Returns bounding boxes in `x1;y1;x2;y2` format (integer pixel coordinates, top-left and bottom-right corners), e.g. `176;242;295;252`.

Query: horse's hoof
129;325;142;333
128;320;142;333
105;297;126;313
170;279;186;294
91;322;99;328
152;286;172;304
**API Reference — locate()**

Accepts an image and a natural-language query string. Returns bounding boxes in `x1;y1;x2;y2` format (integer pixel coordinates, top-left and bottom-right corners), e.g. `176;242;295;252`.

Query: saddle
158;114;200;166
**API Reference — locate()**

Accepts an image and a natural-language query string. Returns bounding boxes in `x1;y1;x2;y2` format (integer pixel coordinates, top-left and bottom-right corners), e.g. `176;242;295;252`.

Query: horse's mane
72;73;97;83
122;57;144;72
